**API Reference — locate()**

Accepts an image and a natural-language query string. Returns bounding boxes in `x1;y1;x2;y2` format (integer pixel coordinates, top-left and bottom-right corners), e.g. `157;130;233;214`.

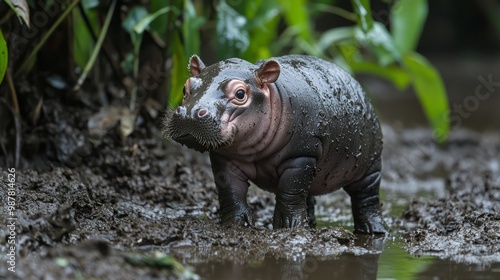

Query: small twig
15;0;82;77
5;69;21;168
0;10;13;25
6;69;19;114
130;43;139;110
74;0;117;91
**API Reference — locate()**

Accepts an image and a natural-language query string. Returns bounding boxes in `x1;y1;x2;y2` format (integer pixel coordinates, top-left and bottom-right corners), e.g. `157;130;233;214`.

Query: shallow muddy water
171;238;500;279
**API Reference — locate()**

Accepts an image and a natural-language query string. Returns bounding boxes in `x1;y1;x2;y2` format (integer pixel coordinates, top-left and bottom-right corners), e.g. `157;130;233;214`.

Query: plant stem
312;3;357;21
6;69;21;167
74;0;117;91
15;0;81;77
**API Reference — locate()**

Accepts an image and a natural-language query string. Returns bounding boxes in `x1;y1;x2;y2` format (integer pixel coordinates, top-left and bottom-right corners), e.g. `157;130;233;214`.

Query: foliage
0;30;7;85
0;0;450;141
2;0;30;27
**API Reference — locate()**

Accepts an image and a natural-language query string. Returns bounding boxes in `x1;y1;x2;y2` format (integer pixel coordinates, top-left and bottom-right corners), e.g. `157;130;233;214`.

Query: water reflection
171;234;500;280
172;235;387;279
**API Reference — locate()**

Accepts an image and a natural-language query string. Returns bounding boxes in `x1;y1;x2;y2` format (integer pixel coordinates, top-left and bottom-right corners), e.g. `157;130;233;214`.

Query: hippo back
263;55;382;194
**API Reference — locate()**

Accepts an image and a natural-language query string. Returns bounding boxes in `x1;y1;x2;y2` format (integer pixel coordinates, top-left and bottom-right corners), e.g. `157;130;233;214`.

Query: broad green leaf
72;7;97;69
0;29;7;85
338;43;362;64
403;52;449;142
317;26;356;52
278;0;314;43
3;0;30;27
355;22;401;66
351;0;373;32
168;33;187;107
243;15;279;61
216;0;249;59
149;0;168;35
243;0;280;61
134;7;173;34
182;0;204;58
391;0;428;54
244;0;280;30
350;61;411;90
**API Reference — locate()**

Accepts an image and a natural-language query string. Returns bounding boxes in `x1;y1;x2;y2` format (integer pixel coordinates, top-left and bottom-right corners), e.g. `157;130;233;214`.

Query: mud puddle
1;105;500;279
173;238;500;279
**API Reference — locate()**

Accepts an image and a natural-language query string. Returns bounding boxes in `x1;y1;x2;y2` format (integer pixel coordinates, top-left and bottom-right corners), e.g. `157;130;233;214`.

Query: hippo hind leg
343;158;388;234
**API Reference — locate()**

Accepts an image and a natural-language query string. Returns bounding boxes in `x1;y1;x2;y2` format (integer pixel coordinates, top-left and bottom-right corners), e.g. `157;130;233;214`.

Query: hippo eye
235;89;246;100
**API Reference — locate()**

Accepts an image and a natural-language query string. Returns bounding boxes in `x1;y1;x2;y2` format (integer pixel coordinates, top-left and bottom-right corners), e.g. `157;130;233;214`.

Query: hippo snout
165;105;232;152
174;106;211;120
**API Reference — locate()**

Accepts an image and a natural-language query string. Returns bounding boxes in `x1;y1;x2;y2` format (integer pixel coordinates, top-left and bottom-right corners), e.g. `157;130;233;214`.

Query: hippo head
164;55;281;152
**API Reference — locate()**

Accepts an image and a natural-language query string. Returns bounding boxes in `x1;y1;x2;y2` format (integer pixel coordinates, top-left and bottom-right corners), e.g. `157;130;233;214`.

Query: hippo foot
220;204;255;227
351;210;387;234
273;208;309;229
344;160;388;235
273;196;309;229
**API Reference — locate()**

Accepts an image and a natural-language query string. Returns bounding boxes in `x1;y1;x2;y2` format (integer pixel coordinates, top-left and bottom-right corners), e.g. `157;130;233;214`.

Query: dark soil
1;103;499;279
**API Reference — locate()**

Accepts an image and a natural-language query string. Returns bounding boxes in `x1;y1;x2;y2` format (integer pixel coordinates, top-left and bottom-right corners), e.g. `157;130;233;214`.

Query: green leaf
0;29;7;85
338;43;362;64
403;52;449;142
278;0;314;43
182;0;204;58
351;0;373;32
149;0;169;35
72;7;97;69
3;0;30;27
0;30;9;84
168;33;187;107
351;61;411;90
391;0;428;54
216;0;249;58
242;0;280;61
122;6;148;34
317;26;356;52
355;22;401;66
133;7;173;34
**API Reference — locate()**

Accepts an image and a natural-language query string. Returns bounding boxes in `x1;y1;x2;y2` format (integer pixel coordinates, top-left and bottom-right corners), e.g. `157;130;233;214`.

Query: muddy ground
0;103;499;279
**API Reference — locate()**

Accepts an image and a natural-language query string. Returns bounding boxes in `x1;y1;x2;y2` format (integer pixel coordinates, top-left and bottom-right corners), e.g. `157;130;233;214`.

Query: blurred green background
1;0;499;142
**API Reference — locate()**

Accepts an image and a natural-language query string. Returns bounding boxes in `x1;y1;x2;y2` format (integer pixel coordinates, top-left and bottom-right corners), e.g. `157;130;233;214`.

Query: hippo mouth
163;110;234;152
173;134;209;152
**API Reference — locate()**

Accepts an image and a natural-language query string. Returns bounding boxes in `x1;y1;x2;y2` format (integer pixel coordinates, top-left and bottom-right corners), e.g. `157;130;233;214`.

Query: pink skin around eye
225;80;248;104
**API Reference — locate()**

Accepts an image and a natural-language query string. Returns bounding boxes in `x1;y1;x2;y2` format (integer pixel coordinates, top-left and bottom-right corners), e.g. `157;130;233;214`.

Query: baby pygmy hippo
165;55;386;234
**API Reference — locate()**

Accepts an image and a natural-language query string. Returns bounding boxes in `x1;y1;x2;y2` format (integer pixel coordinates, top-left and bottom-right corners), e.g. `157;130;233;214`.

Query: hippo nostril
197;109;209;118
175;106;187;116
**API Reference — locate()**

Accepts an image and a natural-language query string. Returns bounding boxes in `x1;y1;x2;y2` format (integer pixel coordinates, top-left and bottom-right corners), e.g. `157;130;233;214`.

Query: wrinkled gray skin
165;54;386;234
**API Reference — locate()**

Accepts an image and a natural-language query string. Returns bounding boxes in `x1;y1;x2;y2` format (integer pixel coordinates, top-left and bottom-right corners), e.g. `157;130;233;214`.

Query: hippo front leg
273;157;316;229
210;153;254;227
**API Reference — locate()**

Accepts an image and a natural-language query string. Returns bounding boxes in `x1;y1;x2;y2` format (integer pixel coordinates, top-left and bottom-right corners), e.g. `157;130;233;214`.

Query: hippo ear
255;60;280;85
189;55;205;76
